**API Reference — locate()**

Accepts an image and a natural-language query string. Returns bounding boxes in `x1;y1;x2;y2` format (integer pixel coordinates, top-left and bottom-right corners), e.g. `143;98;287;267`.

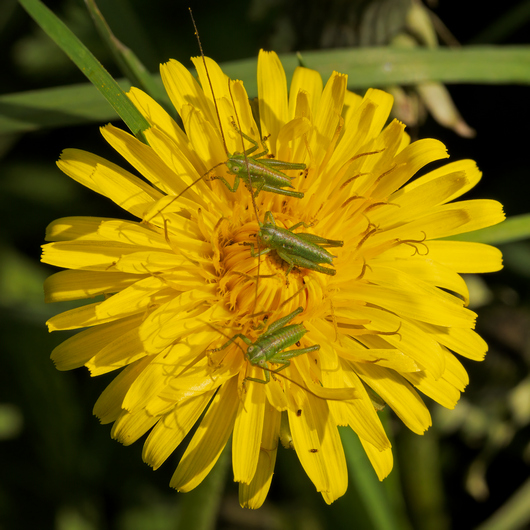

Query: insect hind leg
274;344;320;364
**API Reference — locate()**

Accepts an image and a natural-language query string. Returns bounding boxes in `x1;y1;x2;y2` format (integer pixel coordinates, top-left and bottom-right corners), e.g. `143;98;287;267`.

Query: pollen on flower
42;49;504;508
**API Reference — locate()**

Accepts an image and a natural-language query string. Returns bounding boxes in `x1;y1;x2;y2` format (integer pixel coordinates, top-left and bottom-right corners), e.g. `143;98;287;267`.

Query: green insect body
210;307;320;383
211;124;306;199
249;211;344;277
149;10;307;226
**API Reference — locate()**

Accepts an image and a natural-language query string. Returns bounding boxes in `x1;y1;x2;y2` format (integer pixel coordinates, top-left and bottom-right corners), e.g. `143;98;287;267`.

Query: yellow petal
379;171;471;224
329;89;394;178
371;138;448;199
56;149;110;195
143;126;211;206
44;270;139;302
86;324;147;376
348;282;475;328
289;66;323;121
287;381;348;498
93;357;153;424
360;439;393;480
111;408;158;446
403;351;468;410
338;366;392;451
47;302;103;331
233;376;267;484
121;330;218;412
417;322;488;361
143;390;216;470
239;404;281;509
367;209;471;245
258;50;288;152
435;199;505;236
42;240;156;271
170;377;239;492
113;251;190;273
138;295;226;354
354;363;432;434
127;86;190;148
366;262;470;317
51;314;143;370
44;216;108;242
371;258;470;305
265;380;289;411
403;159;482;202
101;124;176;195
160;59;212;124
427;241;503;273
95;276;170;320
342;90;365;128
313;72;347;165
90;162;161;218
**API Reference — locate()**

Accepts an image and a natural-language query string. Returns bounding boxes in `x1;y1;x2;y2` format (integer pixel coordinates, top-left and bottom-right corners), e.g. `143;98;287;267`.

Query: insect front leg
245;362;271;385
209;172;241;193
245;372;270;384
247;242;271;258
264;210;276;225
288;220;313;232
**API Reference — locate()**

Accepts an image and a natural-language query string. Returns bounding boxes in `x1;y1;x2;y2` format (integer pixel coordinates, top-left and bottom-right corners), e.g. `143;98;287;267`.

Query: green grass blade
83;0;168;108
470;0;530;44
341;428;400;530
221;46;530;96
17;0;149;138
443;215;530;245
174;439;230;530
475;476;530;530
0;81;130;134
3;44;530;134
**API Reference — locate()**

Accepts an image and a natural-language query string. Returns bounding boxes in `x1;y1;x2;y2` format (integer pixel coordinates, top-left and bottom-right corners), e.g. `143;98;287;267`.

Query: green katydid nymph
209;306;319;384
144;10;308;226
248;211;344;278
187;11;307;202
209;120;306;199
208;307;358;401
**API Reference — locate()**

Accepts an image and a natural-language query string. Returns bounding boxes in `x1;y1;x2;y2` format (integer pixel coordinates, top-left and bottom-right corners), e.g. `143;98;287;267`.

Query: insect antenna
251;364;355;402
227;85;262;315
190;8;262;314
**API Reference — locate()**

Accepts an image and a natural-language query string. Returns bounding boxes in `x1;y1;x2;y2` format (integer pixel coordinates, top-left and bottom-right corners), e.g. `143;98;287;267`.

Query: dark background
1;1;529;528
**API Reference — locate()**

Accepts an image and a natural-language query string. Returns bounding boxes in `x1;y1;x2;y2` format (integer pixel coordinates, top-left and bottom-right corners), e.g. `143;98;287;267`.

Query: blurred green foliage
1;1;530;529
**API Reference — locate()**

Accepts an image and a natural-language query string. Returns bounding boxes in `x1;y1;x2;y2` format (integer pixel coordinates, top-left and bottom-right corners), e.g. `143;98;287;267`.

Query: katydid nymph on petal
209;120;306;199
145;10;307;225
210;306;319;384
208;307;358;401
190;9;306;202
248;211;344;279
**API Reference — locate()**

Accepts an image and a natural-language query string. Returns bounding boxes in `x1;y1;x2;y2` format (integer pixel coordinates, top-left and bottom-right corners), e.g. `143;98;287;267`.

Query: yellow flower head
42;51;504;508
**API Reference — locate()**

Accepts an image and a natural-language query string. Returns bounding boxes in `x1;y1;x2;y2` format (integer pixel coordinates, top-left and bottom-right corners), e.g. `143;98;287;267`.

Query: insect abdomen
263;227;334;264
260;323;307;354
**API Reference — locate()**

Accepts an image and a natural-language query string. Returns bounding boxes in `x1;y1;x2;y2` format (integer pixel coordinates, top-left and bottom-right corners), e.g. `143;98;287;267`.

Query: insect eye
247;345;255;353
263;234;271;242
232;166;240;173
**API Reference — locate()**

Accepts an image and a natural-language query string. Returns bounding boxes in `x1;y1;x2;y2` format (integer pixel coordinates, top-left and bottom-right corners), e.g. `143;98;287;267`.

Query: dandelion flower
42;51;504;508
